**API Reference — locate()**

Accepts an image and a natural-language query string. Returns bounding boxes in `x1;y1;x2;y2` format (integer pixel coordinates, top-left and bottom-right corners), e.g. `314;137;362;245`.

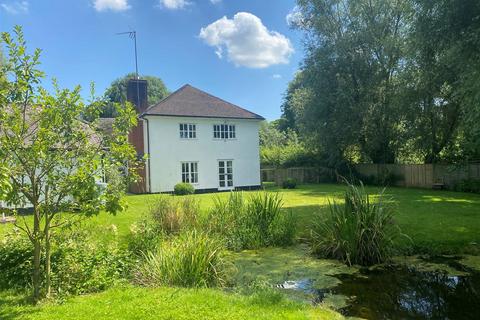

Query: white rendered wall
143;116;261;193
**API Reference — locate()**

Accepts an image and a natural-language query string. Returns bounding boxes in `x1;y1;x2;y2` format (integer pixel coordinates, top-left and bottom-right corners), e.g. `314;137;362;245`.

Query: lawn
1;183;480;319
4;183;478;253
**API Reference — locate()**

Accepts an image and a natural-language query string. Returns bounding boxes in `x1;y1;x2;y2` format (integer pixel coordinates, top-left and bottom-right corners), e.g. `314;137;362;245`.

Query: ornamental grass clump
310;183;402;266
149;195;199;235
135;231;229;288
207;191;296;250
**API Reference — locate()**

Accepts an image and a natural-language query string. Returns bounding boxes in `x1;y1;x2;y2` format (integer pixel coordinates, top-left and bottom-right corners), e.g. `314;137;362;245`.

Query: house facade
127;80;264;193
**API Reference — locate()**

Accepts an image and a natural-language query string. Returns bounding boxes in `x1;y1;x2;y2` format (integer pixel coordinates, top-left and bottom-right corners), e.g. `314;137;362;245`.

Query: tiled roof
141;84;264;120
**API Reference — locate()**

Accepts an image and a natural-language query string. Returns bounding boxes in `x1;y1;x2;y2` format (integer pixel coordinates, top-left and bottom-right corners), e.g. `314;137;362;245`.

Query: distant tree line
280;0;480;166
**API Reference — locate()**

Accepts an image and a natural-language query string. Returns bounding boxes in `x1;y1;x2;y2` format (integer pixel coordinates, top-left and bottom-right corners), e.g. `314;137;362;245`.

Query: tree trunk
45;213;51;298
32;205;42;303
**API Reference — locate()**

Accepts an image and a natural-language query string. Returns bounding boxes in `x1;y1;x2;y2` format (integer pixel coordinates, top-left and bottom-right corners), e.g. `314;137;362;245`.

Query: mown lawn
0;286;343;320
1;183;480;319
5;183;478;253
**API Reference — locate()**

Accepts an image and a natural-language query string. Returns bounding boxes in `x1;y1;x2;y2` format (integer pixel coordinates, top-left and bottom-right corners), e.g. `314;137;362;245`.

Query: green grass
0;286;342;320
2;184;480;319
2;183;480;253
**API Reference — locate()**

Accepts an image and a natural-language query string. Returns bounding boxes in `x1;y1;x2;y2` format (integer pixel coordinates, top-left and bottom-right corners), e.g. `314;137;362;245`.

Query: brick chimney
127;79;148;194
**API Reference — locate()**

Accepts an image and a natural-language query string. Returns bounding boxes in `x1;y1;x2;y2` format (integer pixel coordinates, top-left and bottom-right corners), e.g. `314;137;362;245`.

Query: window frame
179;123;197;139
181;161;199;184
213;123;236;140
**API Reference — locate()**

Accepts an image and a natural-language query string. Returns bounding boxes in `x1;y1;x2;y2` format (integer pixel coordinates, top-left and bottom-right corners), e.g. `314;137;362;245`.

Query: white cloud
286;6;303;27
159;0;190;10
210;0;221;4
0;0;28;14
93;0;130;12
272;74;282;79
199;12;294;69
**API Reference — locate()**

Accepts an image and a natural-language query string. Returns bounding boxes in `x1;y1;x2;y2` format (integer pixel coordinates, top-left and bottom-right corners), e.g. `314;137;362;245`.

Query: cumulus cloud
272;74;282;79
0;0;28;14
286;6;303;27
199;12;294;68
159;0;190;10
93;0;130;12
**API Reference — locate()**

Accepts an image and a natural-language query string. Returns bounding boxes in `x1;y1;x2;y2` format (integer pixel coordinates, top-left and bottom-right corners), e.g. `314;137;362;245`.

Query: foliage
0;26;138;301
207;192;296;250
173;182;195;195
259;121;318;168
284;0;480;165
149;195;199;235
126;219;162;257
101;73;168;118
282;178;297;189
310;183;403;266
134;231;229;288
453;179;480;194
0;232;32;289
0;229;131;296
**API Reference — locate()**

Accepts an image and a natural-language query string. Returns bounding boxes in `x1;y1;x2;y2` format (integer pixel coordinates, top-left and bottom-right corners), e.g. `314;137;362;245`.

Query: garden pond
233;246;480;320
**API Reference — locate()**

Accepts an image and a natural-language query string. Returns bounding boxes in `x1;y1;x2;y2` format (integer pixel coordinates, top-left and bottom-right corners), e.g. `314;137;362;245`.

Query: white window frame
181;162;199;184
179;123;197;139
213;124;236;140
218;160;233;190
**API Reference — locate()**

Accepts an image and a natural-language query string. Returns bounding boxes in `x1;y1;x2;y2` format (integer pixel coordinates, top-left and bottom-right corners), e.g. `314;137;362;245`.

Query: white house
125;79;264;193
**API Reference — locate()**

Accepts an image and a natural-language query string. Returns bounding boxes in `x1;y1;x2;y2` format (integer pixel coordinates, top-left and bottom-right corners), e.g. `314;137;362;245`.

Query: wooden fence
262;163;480;189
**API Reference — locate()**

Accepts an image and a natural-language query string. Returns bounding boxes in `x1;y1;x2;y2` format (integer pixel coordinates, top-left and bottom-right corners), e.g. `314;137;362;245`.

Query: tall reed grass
310;183;403;266
208;192;296;250
135;231;229;288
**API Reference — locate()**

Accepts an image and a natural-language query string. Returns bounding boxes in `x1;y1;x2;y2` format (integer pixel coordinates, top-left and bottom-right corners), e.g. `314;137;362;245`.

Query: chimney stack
127;79;148;114
127;78;148;194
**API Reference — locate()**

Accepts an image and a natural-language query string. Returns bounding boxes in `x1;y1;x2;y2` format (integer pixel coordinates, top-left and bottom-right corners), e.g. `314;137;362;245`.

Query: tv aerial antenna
117;30;139;79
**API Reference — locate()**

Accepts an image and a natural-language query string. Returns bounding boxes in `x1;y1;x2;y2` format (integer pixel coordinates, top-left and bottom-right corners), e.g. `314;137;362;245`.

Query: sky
0;0;305;120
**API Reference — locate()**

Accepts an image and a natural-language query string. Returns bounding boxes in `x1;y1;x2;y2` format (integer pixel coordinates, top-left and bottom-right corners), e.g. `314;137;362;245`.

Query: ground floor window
218;160;233;188
181;162;198;183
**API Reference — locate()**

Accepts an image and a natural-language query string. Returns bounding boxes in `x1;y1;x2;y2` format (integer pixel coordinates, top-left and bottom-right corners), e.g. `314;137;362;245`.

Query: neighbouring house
125;79;265;193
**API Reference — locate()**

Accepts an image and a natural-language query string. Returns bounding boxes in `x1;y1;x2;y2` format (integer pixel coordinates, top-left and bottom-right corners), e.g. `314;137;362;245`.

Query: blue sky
0;0;304;120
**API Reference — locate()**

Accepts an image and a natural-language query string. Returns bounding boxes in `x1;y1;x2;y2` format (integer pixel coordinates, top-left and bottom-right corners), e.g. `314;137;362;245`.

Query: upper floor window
214;124;236;139
180;123;196;139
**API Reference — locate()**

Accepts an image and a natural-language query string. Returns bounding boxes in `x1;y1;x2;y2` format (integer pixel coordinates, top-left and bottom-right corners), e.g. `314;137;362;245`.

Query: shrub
207;192;296;250
310;183;403;266
0;231;32;289
149;195;199;235
281;178;297;189
454;178;480;193
0;229;131;296
126;219;163;256
134;231;229;288
174;183;195;195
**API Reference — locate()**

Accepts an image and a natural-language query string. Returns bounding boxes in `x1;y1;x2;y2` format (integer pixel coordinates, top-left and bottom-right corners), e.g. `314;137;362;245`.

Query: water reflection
277;261;480;320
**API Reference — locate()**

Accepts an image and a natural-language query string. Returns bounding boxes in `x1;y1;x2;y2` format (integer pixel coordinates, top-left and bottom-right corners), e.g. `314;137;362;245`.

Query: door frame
217;159;234;190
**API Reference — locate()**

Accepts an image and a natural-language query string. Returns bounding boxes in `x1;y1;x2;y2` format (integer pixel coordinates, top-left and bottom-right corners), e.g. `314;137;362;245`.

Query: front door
218;160;233;190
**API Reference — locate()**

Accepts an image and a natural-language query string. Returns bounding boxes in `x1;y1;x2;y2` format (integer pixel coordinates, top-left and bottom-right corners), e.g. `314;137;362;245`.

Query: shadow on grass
0;290;38;320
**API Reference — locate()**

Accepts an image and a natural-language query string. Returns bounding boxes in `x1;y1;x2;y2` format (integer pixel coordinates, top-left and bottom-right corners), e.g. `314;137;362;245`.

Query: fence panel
261;163;480;189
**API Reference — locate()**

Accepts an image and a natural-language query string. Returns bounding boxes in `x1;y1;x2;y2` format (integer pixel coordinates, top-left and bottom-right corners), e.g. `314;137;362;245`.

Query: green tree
0;27;139;302
101;73;169;118
286;0;412;164
401;0;480;163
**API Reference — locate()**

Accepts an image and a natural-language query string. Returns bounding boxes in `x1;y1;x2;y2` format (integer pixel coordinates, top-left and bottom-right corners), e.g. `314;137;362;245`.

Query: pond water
278;258;480;320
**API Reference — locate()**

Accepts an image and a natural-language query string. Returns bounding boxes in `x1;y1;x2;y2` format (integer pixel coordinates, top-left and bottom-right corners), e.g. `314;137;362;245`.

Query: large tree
0;27;138;301
402;0;480;163
101;73;169;118
288;0;411;164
